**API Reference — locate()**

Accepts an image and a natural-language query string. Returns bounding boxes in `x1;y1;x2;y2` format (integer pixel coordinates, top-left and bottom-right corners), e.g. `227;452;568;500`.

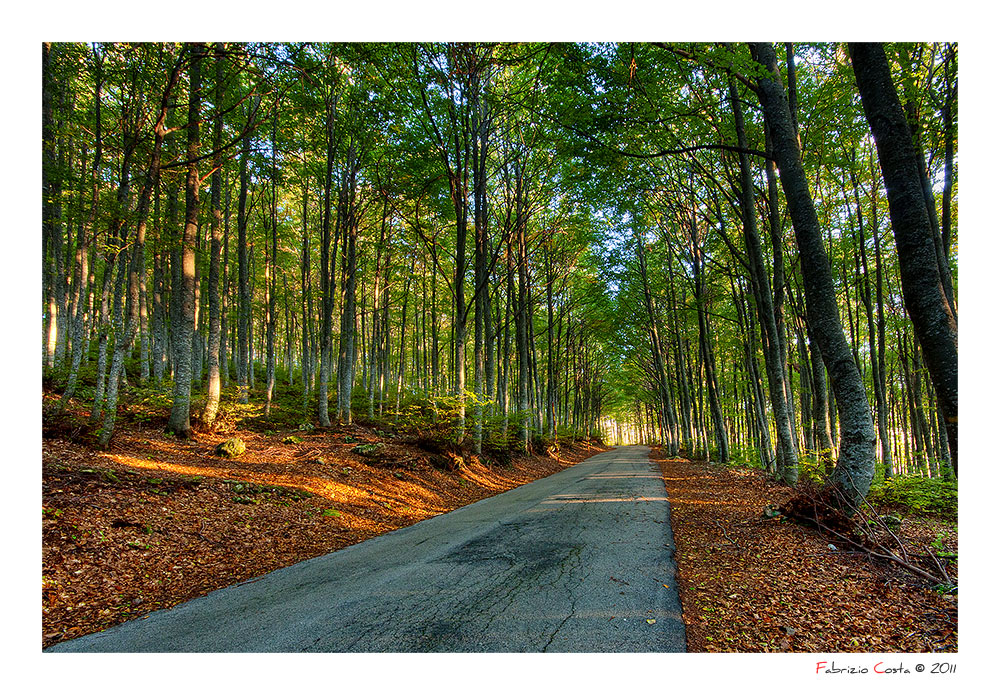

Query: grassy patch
867;475;957;520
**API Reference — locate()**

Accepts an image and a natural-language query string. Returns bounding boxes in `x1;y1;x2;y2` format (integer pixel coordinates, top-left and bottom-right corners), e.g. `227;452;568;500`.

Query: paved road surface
47;445;685;652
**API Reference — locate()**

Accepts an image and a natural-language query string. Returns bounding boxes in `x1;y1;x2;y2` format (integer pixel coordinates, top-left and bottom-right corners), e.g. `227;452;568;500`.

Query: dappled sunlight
541;495;671;504
101;452;353;502
458;463;523;493
97;448;515;521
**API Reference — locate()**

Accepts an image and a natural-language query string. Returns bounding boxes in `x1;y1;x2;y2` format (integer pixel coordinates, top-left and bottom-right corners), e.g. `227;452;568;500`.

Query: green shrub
727;444;767;471
797;455;828;483
867;475;957;520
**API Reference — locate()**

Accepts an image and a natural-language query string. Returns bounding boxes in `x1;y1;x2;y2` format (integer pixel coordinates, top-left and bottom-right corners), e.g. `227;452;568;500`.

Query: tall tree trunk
204;43;227;426
60;47;102;410
301;180;313;412
750;41;875;506
237;120;252;405
265;105;279;417
730;77;798;483
849;42;958;473
317;83;338;427
337;152;359;424
471;67;490;454
100;50;183;446
515;198;530;452
851;157;893;478
689;193;728;464
89;115;134;425
166;42;205;438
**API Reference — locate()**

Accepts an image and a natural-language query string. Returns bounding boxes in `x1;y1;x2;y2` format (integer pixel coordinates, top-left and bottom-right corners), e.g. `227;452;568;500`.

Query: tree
166;42;205;438
749;42;876;505
849;42;958;473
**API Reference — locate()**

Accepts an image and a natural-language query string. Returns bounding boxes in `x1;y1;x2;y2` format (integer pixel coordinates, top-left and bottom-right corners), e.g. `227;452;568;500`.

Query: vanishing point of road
47;445;686;653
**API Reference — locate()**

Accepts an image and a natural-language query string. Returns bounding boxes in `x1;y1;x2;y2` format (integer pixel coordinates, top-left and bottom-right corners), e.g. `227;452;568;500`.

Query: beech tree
849;42;958;473
44;41;957;495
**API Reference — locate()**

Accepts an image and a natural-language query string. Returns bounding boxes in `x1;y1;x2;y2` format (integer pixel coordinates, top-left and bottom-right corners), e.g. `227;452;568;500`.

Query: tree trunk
203;43;226;426
166;43;205;438
265;105;279;417
849;42;958;473
750;41;875;506
729;77;798;483
60;48;102;410
237;121;252;405
101;50;183;446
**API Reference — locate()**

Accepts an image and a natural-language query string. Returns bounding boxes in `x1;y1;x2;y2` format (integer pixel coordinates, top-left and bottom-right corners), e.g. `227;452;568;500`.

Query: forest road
47;445;686;652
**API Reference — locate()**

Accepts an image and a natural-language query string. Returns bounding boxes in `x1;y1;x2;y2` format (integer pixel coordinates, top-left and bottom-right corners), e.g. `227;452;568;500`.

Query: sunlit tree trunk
264;106;279;417
204;43;227;426
166;42;205;438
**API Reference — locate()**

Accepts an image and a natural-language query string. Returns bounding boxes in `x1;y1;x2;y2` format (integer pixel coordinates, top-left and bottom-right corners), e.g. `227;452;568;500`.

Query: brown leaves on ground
42;413;604;649
652;449;957;653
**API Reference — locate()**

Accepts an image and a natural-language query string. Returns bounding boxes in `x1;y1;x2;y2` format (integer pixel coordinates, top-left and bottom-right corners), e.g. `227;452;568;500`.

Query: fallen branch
814;518;945;585
924;545;954;586
714;519;741;549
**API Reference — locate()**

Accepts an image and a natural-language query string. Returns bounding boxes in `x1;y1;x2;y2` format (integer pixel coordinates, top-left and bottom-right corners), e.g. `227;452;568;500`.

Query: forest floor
651;448;958;652
41;391;605;649
40;389;958;653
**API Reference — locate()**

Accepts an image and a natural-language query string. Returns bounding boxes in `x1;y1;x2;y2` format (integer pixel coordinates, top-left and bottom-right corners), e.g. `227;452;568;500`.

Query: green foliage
224;479;312;501
725;444;767;471
867;475;957;520
797;455;830;484
41;41;958;474
125;385;174;424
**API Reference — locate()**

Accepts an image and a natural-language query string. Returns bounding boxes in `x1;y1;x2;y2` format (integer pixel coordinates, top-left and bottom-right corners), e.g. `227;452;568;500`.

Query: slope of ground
42;396;604;649
652;448;957;652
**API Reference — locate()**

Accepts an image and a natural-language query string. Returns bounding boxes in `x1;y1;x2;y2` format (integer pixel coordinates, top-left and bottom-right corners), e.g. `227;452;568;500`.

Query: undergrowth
867;475;957;521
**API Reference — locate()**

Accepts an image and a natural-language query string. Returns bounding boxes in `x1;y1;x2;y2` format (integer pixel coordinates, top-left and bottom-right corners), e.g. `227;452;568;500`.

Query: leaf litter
651;448;957;653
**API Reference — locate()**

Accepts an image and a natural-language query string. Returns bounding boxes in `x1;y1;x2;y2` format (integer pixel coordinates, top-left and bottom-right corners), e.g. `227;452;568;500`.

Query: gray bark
203;43;226;426
849;42;958;473
729;78;798;483
166;42;205;438
750;41;875;505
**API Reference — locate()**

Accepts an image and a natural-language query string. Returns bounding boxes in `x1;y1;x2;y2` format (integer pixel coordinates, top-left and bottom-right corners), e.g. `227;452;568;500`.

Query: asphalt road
47;445;686;652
